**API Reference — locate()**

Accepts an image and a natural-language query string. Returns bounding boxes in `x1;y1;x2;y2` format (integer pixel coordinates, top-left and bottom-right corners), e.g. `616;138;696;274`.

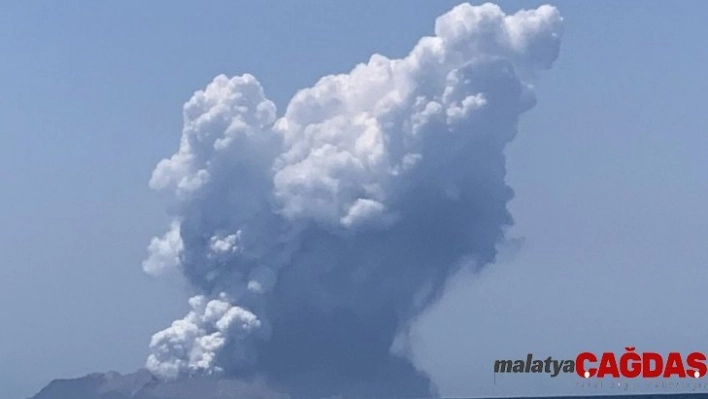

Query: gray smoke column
142;3;562;396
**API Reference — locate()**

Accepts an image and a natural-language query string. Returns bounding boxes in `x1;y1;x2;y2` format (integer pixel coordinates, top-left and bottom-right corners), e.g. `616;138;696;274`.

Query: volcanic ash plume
143;3;562;397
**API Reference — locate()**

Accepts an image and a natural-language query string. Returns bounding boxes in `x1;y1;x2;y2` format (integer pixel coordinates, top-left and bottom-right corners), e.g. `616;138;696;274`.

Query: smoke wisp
143;3;562;397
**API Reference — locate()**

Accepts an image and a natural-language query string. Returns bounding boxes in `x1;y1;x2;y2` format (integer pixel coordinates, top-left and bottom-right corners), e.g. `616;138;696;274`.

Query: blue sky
1;2;707;398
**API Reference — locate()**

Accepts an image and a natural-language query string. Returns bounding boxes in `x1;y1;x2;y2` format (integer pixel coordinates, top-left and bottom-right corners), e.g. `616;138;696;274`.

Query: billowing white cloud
143;3;562;396
142;221;183;275
146;294;262;380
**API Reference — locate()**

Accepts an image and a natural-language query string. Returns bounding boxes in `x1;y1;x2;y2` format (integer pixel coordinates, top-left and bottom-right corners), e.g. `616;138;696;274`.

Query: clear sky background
1;2;707;398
